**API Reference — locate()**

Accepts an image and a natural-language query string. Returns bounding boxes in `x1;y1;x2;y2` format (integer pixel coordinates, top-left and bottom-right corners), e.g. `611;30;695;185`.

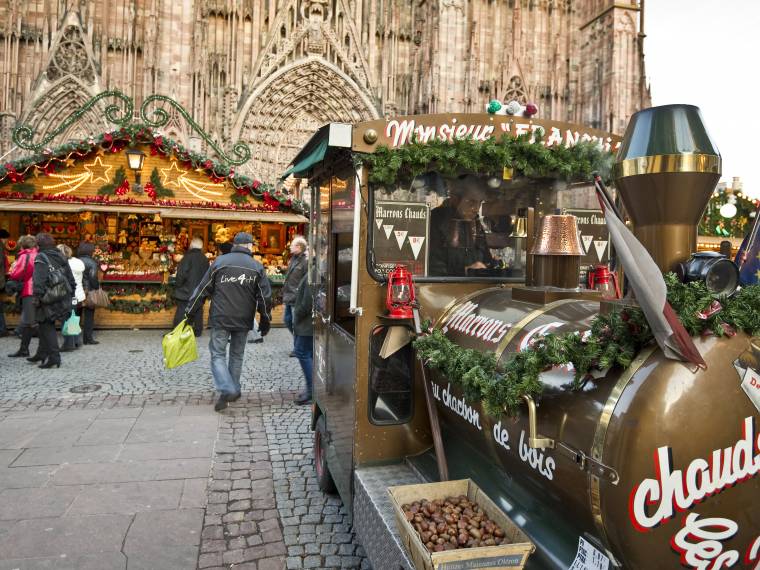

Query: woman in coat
29;233;75;368
7;235;38;357
77;242;100;345
58;244;85;352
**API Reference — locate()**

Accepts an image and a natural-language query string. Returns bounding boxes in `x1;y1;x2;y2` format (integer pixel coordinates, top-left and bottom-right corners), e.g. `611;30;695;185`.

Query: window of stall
368;172;597;281
331;171;355;336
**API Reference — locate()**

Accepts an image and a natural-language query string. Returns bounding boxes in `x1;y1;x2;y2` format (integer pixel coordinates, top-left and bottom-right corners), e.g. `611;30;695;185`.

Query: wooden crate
387;479;534;570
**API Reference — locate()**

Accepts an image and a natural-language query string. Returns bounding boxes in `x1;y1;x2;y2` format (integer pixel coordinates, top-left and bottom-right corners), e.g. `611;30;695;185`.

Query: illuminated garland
0;123;305;213
0;191;288;213
414;274;760;416
699;186;758;238
360;135;614;188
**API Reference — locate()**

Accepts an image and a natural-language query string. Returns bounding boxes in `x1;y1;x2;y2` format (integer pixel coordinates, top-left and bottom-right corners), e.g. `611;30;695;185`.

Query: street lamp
125;148;146;194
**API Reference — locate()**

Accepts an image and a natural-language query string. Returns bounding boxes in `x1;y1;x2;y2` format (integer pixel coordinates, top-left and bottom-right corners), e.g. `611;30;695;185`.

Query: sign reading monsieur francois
373;201;429;276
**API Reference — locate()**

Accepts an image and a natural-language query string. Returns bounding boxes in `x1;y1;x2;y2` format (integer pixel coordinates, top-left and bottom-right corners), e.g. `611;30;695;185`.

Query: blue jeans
208;328;248;396
293;334;313;396
284;304;294;336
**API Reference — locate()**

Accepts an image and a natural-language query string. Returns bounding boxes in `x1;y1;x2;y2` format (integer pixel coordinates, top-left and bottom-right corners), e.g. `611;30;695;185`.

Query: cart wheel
315;415;336;493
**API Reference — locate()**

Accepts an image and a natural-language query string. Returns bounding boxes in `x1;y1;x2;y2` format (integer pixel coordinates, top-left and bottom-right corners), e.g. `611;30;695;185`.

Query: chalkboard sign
373;201;430;276
564;208;609;286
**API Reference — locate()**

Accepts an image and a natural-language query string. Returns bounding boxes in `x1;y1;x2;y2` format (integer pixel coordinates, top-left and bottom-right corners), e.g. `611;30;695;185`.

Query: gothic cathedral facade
0;0;649;181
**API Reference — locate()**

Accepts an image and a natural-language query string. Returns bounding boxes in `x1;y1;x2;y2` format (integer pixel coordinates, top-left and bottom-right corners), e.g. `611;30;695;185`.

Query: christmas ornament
487;100;502;114
524;102;538;117
505;100;522;115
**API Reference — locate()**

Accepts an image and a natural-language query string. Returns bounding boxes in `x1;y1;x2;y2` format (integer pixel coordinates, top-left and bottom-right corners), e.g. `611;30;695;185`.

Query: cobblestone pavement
0;329;370;569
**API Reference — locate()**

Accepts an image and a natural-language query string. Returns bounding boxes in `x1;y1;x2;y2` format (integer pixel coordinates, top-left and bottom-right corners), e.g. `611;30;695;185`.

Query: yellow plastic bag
162;319;198;369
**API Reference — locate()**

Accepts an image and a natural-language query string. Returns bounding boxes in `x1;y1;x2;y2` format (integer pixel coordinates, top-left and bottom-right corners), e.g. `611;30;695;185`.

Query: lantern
125;147;146;193
385;265;416;320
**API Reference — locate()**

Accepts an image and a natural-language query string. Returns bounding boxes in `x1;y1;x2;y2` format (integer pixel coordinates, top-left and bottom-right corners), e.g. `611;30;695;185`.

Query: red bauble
524;103;538;117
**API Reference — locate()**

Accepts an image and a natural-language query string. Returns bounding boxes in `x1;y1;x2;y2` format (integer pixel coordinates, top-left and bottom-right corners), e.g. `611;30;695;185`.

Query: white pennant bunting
383;225;394;239
375;218;383;229
394;230;408;250
408;236;425;259
581;234;594;254
593;239;608;261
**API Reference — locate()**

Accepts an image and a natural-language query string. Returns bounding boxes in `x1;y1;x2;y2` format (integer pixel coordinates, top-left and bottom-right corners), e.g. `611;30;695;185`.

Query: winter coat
33;247;76;323
292;276;313;337
68;257;86;303
282;252;307;305
79;254;100;292
186;245;272;331
173;248;210;301
9;248;37;298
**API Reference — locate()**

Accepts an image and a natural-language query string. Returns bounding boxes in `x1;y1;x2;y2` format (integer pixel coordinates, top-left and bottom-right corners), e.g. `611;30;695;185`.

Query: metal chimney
614;104;721;273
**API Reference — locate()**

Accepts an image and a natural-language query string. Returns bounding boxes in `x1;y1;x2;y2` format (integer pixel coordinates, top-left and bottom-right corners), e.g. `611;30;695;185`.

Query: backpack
38;253;73;305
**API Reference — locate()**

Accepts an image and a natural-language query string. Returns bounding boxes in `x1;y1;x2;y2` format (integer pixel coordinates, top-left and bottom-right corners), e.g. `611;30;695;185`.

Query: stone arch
233;58;379;181
504;75;528;104
20;76;113;149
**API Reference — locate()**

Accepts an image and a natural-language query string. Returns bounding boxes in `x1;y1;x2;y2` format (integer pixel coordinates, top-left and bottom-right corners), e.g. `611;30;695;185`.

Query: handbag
62;310;81;336
4;280;22;295
84;288;110;309
162;318;198;369
39;254;73;305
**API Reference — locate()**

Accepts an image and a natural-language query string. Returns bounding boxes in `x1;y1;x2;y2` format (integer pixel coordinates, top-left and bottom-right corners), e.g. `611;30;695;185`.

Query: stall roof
0;200;307;223
281;123;352;179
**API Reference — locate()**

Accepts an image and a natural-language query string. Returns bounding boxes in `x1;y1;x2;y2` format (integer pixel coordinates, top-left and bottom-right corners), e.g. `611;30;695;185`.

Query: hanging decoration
360;134;613;188
97;166;129;196
414;274;760;415
699;186;758;238
486;99;539;118
0;123;305;213
147;167;173;199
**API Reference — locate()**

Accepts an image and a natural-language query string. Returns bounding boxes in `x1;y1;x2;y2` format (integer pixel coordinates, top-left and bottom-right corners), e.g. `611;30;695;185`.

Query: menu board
564;208;610;286
373;201;430;276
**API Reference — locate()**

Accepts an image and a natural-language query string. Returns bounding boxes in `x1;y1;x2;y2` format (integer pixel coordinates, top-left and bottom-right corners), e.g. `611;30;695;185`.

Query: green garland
11;181;35;195
0;122;307;213
106;297;176;313
414;274;760;416
360;135;614;188
97;166;127;195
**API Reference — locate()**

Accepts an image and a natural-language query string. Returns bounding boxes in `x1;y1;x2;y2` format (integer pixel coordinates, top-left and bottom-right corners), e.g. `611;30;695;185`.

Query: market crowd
1;229;314;414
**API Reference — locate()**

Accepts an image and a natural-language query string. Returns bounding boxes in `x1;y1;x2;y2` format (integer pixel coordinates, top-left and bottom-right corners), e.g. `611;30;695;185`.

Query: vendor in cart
428;174;494;277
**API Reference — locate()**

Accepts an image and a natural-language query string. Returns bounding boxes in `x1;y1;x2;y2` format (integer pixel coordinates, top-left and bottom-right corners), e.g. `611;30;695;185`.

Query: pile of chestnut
401;495;507;552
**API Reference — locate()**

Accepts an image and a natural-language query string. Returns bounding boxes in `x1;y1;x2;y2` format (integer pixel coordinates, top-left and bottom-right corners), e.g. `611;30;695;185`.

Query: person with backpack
29;233;75;369
77;242;101;345
7;235;37;357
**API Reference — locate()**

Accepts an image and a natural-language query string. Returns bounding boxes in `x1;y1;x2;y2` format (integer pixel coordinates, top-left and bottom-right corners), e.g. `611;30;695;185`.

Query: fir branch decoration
11;181;35;195
414;274;760;416
148;167;174;197
97;166;127;195
360;135;615;188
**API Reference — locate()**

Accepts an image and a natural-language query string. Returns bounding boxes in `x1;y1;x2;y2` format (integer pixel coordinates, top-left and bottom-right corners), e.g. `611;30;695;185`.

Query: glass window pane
369;327;414;424
370;172;589;280
331;172;355;336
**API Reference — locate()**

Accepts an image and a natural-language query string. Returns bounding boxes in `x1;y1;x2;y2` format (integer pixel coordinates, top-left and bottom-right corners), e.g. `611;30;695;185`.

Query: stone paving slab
0;552;127;570
0;330;371;569
0;514;133;558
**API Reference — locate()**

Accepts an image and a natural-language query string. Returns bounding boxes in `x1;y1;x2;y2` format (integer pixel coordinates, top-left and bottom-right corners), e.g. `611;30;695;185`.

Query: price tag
741;367;760;413
569;537;610;570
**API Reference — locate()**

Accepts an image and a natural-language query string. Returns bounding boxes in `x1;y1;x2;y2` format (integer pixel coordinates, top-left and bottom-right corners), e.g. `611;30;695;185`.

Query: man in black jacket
185;232;271;412
173;238;210;336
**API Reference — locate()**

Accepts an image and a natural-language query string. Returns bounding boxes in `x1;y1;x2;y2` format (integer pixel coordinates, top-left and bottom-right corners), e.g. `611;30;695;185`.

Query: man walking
173;237;209;336
282;236;307;356
185;232;271;412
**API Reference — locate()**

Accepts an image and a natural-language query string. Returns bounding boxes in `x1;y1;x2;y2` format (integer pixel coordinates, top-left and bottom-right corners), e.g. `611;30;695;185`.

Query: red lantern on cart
385;264;416;319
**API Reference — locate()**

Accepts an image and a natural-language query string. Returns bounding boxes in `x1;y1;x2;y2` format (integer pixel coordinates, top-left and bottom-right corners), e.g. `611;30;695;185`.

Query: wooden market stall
0;125;308;328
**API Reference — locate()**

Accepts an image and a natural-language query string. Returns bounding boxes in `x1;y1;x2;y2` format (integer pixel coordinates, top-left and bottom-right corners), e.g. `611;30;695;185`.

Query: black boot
27;353;44;363
39;358;61;369
8;348;30;358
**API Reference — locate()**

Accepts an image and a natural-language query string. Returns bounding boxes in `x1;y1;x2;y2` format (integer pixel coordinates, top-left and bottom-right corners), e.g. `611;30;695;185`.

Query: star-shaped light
84;156;113;184
64;157;76;167
160;160;183;189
